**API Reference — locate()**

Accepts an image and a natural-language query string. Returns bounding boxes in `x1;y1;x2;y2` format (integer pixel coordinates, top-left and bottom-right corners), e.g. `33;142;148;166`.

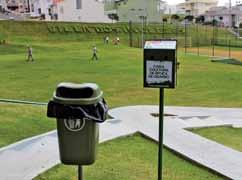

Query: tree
162;18;167;23
195;15;205;23
171;14;180;21
212;19;218;26
184;15;194;22
108;14;119;22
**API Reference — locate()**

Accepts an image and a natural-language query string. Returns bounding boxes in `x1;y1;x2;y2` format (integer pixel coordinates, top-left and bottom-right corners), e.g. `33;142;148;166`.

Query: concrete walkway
0;116;136;180
109;106;242;180
0;106;242;179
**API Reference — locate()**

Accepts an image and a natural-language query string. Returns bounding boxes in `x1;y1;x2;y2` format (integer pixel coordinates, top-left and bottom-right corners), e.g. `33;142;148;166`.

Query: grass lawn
0;39;242;107
0;31;241;179
0;38;242;147
0;103;55;148
191;127;242;152
34;134;225;180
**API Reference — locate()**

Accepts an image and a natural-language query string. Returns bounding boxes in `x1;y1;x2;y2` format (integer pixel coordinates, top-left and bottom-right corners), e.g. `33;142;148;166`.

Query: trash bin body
57;118;99;165
47;82;108;166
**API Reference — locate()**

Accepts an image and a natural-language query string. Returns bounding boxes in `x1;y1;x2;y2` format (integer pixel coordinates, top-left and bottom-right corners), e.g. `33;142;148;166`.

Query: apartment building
104;0;162;22
29;0;110;22
5;0;30;12
204;6;242;27
178;0;218;17
52;0;111;22
0;0;7;11
29;0;53;20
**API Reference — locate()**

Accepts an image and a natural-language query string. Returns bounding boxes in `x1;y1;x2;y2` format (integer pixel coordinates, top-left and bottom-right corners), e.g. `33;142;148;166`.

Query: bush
185;15;194;22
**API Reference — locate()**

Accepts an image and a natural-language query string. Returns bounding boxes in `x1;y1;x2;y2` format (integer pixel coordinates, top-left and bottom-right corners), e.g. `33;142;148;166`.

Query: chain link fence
129;21;242;61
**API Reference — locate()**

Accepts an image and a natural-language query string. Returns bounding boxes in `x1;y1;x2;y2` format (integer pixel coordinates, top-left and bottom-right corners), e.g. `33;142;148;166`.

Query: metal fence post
129;20;133;47
197;24;200;56
212;16;215;57
185;21;187;53
229;40;231;58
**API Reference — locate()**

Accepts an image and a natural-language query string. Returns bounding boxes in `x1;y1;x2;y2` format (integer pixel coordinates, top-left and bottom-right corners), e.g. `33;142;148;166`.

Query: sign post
78;165;83;180
158;88;164;180
144;40;177;180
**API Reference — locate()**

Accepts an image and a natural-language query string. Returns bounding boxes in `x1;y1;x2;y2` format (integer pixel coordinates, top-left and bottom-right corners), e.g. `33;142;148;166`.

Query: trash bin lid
53;82;103;105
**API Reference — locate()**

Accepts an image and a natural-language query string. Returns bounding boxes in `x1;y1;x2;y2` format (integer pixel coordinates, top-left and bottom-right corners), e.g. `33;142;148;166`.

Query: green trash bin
47;82;108;165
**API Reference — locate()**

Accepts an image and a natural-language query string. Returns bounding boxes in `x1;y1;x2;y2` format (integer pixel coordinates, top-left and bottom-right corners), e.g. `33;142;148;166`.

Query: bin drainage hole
151;113;177;118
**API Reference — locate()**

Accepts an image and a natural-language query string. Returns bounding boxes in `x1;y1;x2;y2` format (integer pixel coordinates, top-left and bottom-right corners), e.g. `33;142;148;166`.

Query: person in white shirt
92;45;98;60
105;36;109;44
27;46;34;62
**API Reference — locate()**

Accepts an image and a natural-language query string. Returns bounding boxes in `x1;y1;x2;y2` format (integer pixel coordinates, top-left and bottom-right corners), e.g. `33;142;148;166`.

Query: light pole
138;8;147;48
129;8;136;47
140;15;144;48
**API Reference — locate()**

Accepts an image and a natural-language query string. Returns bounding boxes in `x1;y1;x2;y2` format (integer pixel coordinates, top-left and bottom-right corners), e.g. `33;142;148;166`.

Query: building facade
104;0;162;22
0;0;7;11
53;0;110;22
30;0;53;20
204;6;242;27
29;0;111;22
178;0;218;17
164;4;186;15
6;0;30;12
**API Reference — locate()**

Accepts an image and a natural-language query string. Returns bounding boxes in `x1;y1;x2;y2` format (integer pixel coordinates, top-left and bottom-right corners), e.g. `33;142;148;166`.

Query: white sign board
146;60;172;84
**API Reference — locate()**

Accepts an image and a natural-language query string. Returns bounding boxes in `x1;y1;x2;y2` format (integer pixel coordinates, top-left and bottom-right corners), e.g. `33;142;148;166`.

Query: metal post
212;16;215;57
129;20;133;47
158;88;164;180
78;165;83;180
229;40;231;58
141;16;144;48
176;21;178;39
229;0;232;28
197;24;200;56
185;21;187;53
144;16;147;45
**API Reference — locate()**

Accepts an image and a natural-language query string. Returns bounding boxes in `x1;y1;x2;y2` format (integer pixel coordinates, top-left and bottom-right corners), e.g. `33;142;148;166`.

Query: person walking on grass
105;36;109;44
92;45;98;60
26;46;34;62
116;36;120;44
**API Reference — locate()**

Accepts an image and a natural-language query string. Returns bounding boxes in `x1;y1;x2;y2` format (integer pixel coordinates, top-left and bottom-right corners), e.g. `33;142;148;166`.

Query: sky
167;0;237;6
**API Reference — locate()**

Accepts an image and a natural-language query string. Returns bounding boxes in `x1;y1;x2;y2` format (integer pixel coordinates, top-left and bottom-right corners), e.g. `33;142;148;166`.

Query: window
60;6;64;14
76;0;82;9
31;4;34;12
48;8;51;15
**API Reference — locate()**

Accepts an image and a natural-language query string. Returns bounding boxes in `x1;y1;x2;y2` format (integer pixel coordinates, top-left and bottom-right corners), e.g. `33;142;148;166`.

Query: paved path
0;106;242;180
110;106;242;180
0;117;136;180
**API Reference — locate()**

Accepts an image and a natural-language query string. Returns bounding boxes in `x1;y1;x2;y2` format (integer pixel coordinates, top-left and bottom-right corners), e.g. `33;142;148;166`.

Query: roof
178;0;218;6
205;7;242;16
184;0;218;3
